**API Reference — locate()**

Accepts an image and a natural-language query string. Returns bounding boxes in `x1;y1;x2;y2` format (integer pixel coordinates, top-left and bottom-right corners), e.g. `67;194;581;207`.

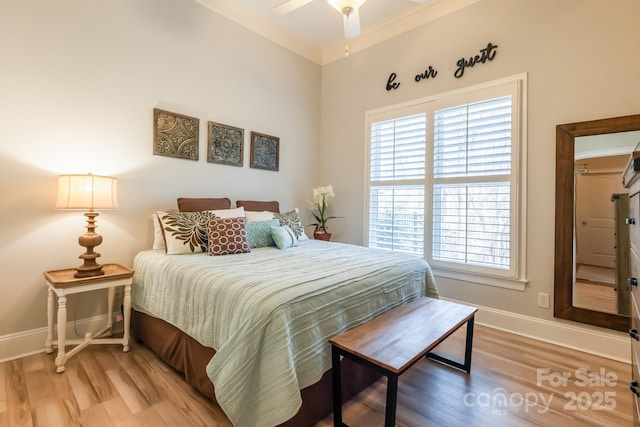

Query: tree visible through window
369;113;426;255
432;96;513;270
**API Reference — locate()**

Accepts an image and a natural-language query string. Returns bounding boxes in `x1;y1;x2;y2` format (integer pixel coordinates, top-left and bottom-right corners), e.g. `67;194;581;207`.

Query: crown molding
321;0;481;64
192;0;480;66
192;0;323;64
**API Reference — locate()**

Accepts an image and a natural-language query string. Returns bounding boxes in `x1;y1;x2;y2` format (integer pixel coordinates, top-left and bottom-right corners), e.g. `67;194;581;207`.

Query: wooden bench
329;297;478;427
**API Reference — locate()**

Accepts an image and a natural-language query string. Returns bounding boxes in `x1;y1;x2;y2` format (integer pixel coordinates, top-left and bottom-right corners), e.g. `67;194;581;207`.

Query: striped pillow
271;225;298;249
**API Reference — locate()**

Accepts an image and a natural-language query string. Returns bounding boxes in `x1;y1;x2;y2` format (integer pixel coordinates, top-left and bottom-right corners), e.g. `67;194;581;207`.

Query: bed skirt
131;309;380;426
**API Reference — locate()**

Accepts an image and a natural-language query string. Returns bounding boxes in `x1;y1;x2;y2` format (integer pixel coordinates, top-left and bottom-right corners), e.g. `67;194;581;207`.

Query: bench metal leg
463;315;475;372
385;374;399;427
332;346;349;427
426;315;475;373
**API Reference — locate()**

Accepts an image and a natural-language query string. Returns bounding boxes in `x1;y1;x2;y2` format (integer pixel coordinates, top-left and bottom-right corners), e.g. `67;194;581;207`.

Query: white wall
320;0;640;333
0;0;320;339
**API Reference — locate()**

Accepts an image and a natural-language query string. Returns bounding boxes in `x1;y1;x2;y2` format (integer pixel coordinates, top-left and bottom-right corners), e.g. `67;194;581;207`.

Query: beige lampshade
56;174;118;211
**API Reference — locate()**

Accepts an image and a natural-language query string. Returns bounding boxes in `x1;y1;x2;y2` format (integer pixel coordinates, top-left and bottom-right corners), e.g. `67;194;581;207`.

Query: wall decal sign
386;72;401;91
454;42;498;78
386;67;438;91
384;42;498;91
415;66;438;82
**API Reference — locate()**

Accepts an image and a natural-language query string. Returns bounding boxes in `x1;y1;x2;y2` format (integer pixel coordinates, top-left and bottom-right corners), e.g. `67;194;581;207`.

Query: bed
132;200;438;427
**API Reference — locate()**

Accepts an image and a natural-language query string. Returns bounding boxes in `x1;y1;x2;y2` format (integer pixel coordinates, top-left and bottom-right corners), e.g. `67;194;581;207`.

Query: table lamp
56;173;118;278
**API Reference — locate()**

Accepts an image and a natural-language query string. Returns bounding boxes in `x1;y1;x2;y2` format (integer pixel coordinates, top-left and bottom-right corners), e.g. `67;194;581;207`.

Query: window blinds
369;113;426;255
433;96;512;178
432;95;513;269
370;113;426;181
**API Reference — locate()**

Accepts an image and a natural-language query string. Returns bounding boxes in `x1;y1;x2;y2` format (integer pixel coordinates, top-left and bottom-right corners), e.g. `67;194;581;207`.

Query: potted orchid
308;185;341;241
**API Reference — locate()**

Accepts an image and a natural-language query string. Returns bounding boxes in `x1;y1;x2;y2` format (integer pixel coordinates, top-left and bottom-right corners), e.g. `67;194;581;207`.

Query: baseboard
443;298;631;364
0;313;124;363
0;304;631;364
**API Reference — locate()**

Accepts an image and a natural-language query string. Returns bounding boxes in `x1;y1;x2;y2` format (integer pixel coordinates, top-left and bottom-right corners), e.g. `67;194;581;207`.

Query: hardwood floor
0;325;632;426
573;280;618;314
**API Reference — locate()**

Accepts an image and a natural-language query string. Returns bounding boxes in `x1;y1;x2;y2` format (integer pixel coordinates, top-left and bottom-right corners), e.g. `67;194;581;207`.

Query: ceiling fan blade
273;0;315;15
343;8;361;38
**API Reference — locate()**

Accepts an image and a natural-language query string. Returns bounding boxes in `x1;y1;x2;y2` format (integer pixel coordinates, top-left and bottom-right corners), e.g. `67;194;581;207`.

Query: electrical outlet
537;292;550;308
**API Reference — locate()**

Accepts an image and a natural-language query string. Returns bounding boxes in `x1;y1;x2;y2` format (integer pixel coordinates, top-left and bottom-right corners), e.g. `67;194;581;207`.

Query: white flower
308;185;341;230
312;185;335;206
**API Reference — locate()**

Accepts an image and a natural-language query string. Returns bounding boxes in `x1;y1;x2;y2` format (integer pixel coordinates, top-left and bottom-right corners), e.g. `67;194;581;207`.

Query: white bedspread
132;240;438;427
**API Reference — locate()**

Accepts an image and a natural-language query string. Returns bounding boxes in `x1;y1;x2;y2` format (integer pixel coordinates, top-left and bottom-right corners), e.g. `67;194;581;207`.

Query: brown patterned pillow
208;217;251;256
157;211;218;255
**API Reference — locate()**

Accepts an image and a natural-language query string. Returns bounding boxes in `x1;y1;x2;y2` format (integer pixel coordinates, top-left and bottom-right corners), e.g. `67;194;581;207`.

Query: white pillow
207;206;245;219
245;210;276;222
152;213;165;250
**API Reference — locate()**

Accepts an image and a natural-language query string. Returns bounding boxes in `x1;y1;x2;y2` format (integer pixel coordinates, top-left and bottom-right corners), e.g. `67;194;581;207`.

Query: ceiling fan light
326;0;367;14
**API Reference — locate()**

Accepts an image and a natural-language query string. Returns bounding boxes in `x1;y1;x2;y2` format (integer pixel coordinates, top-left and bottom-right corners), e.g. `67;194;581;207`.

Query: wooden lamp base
74;211;105;278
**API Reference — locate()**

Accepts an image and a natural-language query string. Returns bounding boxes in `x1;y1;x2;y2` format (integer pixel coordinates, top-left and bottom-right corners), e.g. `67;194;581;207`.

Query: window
369;112;426;255
432;96;513;270
365;75;526;290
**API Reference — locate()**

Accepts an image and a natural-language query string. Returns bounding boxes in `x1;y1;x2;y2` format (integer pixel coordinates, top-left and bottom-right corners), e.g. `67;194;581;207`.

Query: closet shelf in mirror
622;149;640;188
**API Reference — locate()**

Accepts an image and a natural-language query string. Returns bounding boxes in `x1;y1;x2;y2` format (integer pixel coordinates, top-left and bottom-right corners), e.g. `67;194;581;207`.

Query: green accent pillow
245;219;279;248
271;225;298;249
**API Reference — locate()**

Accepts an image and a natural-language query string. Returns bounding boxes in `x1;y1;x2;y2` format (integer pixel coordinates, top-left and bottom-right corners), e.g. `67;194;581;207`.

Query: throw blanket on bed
133;240;438;427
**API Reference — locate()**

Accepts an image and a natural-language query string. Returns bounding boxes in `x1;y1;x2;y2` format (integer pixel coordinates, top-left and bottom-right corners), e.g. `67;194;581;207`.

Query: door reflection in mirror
572;132;640;316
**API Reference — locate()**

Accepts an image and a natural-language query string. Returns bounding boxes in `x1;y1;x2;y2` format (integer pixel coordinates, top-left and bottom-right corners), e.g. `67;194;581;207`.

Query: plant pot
313;228;332;241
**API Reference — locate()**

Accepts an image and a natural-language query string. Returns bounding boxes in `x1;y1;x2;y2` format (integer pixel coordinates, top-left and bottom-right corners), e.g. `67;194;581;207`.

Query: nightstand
44;263;134;373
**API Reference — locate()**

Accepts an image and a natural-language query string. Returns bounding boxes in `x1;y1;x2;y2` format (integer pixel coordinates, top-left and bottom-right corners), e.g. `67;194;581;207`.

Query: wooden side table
44;263;134;373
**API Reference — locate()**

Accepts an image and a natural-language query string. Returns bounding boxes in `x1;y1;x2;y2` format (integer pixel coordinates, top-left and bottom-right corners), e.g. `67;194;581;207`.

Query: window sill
431;267;527;291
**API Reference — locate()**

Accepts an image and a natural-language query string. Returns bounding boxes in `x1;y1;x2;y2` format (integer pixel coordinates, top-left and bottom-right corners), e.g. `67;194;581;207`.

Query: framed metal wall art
153;108;199;160
250;131;279;171
207;121;244;167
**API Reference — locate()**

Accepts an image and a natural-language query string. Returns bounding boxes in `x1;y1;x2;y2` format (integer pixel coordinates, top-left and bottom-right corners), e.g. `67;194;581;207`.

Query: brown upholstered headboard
177;197;231;212
236;200;280;213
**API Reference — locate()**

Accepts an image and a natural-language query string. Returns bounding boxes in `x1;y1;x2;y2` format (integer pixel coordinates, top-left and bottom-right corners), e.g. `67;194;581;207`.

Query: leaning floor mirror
555;114;640;332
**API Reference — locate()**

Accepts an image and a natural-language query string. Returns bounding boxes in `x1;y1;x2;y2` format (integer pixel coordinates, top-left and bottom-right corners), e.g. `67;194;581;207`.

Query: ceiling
575;131;640;161
192;0;479;64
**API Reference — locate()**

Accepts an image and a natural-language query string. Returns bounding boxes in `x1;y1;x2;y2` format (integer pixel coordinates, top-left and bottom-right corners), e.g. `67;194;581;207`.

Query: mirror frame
555;113;640;332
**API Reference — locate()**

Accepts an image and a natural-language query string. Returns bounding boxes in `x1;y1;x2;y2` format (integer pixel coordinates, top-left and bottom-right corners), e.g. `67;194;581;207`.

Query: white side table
44;263;134;373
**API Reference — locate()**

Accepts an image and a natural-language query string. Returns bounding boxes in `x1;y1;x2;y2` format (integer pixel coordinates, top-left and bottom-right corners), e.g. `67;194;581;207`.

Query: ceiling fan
274;0;427;39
